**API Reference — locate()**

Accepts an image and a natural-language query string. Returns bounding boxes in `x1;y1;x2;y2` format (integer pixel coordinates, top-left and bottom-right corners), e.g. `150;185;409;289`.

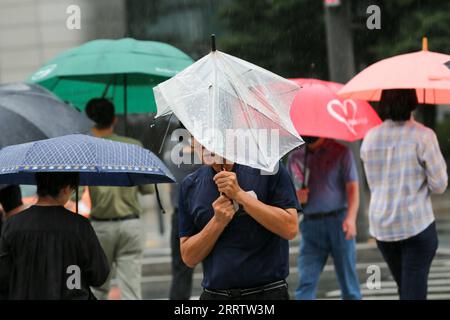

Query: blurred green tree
217;0;328;79
218;0;450;77
353;0;450;67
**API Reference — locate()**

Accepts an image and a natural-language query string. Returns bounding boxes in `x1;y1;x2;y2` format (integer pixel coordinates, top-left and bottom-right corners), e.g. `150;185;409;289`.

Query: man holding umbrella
84;98;154;300
154;40;303;300
287;137;361;300
285;78;381;300
179;142;300;300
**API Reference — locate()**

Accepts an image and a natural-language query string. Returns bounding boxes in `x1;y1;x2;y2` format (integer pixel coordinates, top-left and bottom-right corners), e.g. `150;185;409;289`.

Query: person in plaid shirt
361;89;448;300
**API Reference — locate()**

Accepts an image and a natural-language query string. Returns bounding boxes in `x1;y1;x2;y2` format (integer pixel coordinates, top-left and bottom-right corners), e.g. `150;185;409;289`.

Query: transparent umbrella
153;37;303;172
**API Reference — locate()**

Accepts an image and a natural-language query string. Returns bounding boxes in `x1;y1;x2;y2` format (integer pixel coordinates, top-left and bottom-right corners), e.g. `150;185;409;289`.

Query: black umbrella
0;82;93;149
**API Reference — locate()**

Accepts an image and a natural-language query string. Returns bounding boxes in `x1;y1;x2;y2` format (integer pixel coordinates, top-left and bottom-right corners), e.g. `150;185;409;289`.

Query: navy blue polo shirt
178;163;301;290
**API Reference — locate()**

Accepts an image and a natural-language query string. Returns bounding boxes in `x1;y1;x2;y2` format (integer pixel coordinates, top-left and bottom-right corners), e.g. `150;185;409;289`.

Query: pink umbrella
289;78;382;142
338;38;450;104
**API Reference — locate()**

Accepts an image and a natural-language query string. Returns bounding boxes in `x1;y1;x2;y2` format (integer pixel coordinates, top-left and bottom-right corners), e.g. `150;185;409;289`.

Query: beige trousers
90;218;143;300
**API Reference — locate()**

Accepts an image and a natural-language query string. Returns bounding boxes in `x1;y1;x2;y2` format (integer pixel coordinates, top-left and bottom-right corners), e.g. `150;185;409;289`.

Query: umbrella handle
219;163;225;196
154;184;166;236
219;164;235;210
75;184;79;214
154;184;165;214
220;164;240;212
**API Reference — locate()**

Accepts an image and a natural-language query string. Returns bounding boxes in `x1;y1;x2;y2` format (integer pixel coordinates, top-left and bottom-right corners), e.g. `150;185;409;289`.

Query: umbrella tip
422;36;428;51
211;34;216;52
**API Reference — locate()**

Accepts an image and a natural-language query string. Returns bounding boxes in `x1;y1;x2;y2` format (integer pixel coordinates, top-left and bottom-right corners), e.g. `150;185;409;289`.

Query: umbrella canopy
0;82;93;148
153;49;302;172
338;38;450;104
290;78;382;142
27;38;194;114
0;134;175;186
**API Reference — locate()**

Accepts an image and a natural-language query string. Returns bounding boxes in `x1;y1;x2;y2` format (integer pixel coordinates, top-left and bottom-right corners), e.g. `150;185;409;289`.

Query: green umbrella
27;38;193;118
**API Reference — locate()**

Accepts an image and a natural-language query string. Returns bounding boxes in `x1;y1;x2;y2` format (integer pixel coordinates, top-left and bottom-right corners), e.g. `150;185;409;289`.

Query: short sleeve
341;147;358;183
138;184;154;195
267;163;301;212
360;130;373;163
419;130;448;193
178;181;197;238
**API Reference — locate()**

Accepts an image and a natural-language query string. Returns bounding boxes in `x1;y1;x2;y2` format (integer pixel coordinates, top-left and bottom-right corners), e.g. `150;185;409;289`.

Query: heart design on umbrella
327;99;367;136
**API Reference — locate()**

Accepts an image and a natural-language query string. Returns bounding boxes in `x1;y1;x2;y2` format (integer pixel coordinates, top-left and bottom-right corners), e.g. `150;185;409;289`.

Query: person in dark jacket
0;172;109;300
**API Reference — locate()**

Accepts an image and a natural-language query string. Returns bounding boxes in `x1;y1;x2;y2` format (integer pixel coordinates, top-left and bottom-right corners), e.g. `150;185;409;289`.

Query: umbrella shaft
124;74;128;136
75;185;79;214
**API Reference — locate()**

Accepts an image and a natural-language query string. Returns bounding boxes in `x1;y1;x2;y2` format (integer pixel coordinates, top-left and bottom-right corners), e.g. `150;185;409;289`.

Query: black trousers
200;286;289;300
169;208;194;300
376;222;438;300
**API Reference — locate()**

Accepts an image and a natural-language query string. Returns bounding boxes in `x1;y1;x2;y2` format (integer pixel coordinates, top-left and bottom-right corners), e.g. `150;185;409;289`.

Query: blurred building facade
0;0;126;83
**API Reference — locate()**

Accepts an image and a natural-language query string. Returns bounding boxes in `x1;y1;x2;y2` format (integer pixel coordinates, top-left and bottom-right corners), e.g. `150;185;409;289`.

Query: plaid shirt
361;119;448;241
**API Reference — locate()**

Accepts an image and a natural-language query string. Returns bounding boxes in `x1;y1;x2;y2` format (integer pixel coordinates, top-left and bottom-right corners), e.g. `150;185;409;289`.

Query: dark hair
35;172;79;198
379;89;418;121
85;98;115;129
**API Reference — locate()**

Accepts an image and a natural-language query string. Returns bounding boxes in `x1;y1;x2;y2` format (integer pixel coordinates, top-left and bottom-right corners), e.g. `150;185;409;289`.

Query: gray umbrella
0;82;93;149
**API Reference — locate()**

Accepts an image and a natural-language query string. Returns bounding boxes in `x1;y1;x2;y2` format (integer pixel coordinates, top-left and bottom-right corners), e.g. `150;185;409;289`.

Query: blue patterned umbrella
0;134;175;186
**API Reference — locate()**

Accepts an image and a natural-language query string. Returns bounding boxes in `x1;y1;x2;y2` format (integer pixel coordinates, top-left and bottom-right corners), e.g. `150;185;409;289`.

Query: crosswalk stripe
143;251;450;299
375;279;450;287
324;255;450;299
327;285;450;297
428;272;450;279
430;266;450;272
137;259;450;284
362;293;450;300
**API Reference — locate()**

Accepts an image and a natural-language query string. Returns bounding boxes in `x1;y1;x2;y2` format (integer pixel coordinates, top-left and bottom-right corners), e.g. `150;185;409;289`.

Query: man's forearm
180;217;226;268
235;191;298;240
347;200;358;221
346;181;360;221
